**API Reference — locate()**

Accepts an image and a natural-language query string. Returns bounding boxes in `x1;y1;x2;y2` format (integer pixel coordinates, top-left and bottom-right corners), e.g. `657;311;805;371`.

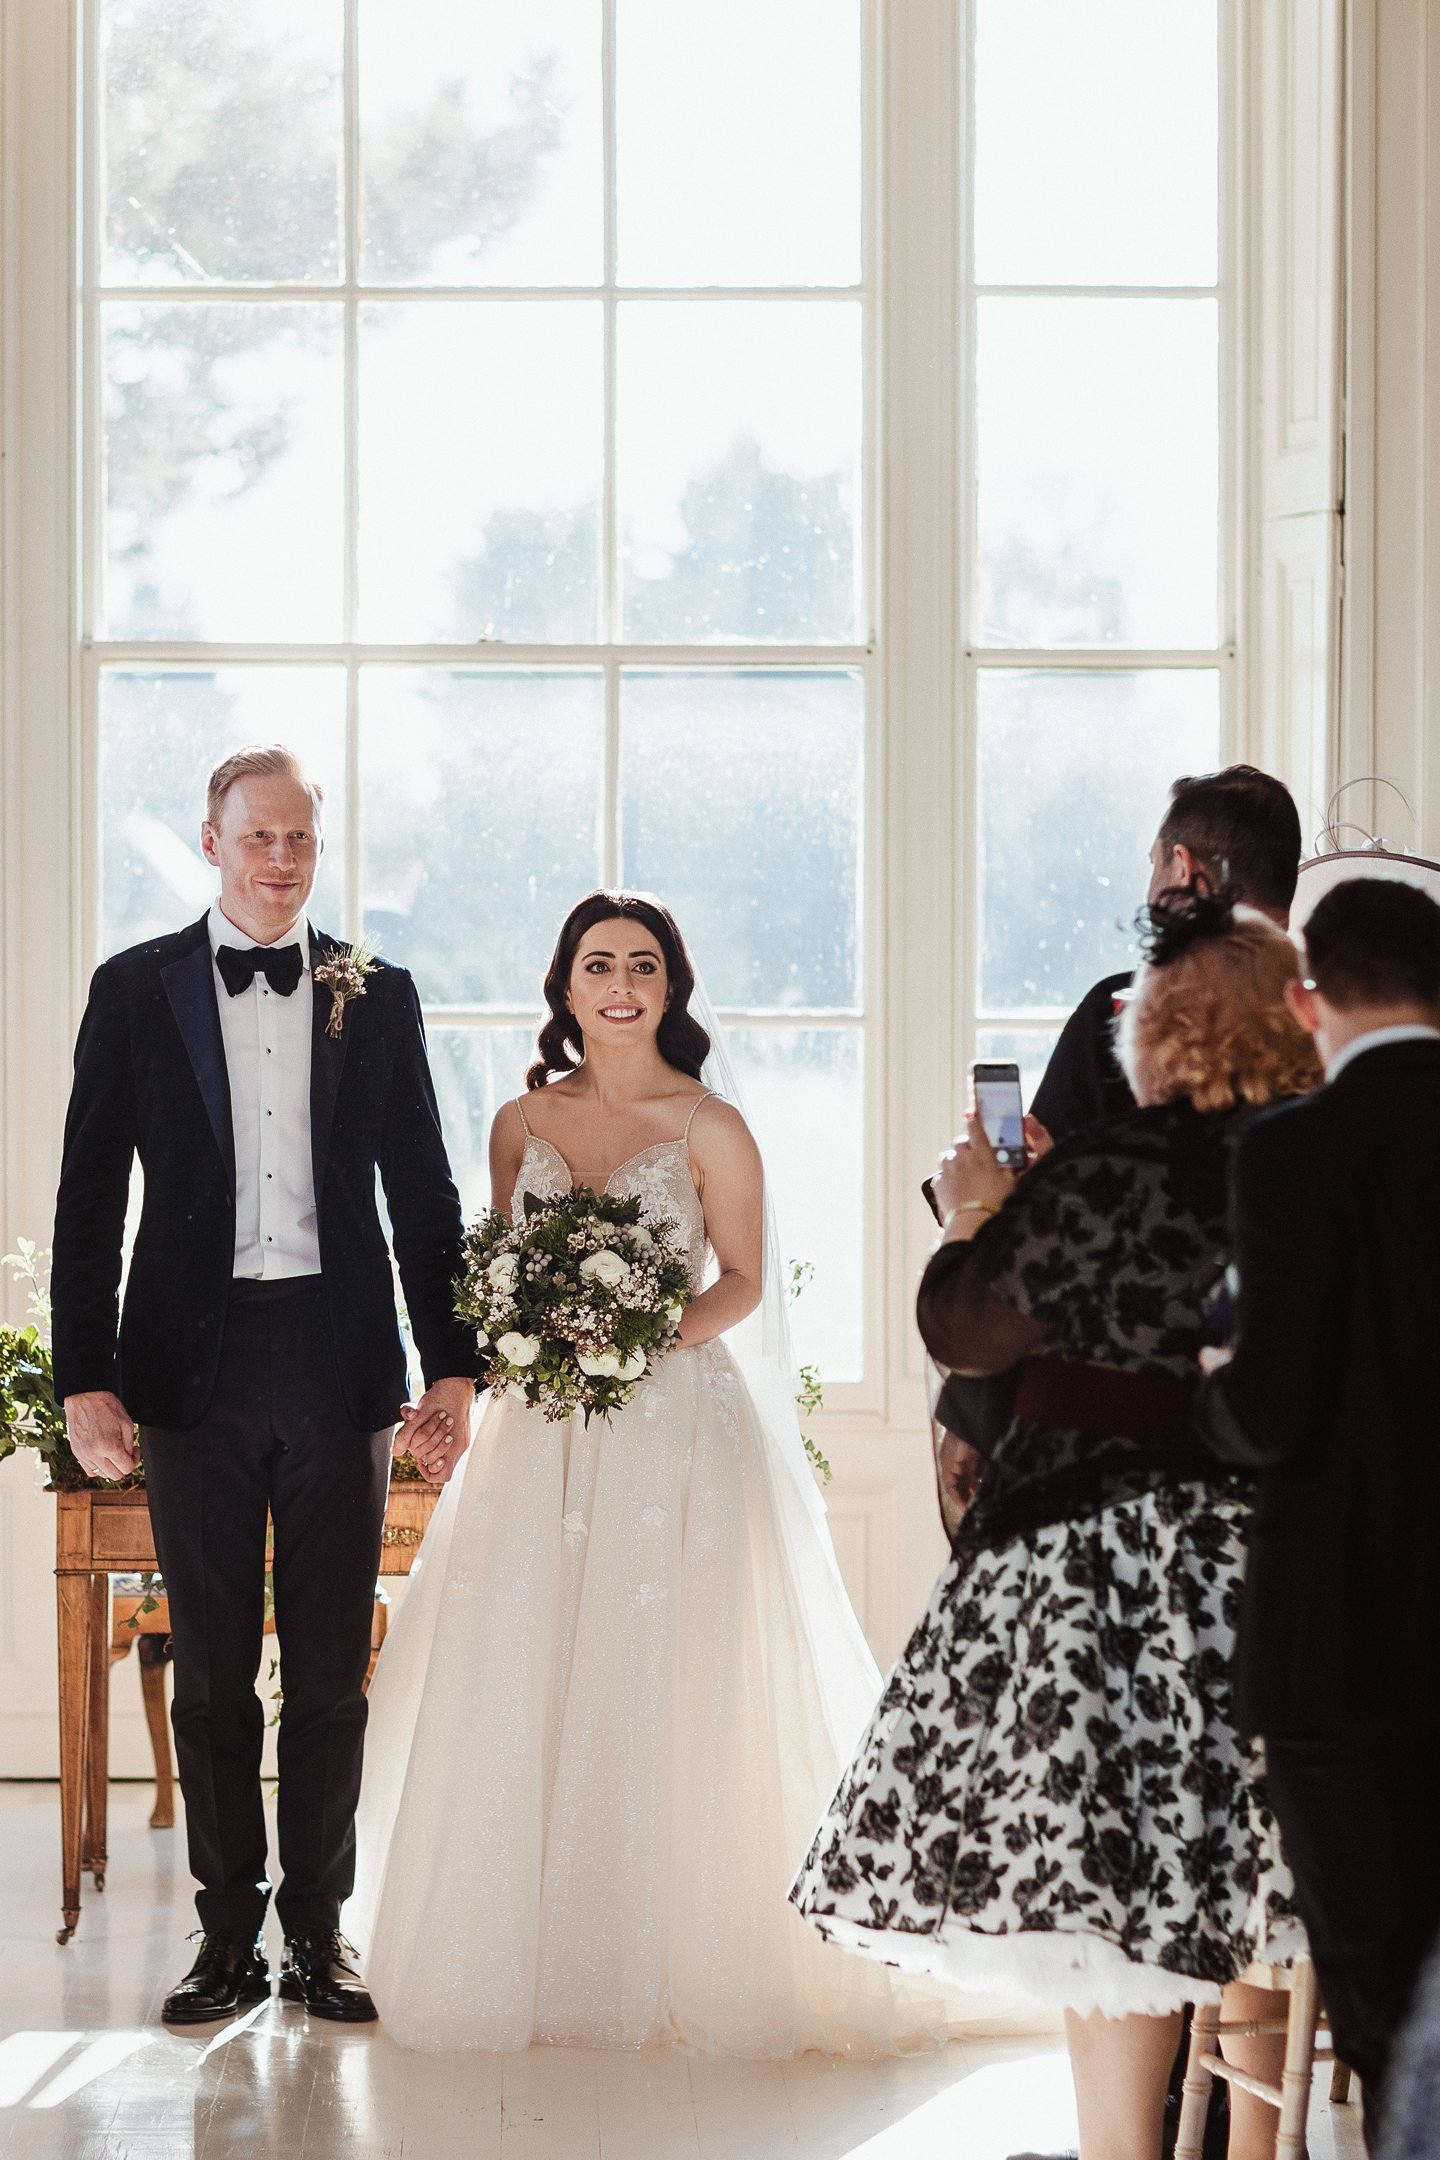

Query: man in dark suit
52;744;479;2026
1031;765;1303;1140
1196;876;1440;2146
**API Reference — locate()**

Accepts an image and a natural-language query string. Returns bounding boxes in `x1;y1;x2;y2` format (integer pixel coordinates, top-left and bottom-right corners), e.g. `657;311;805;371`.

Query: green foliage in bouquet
0;1242;137;1492
458;1186;693;1423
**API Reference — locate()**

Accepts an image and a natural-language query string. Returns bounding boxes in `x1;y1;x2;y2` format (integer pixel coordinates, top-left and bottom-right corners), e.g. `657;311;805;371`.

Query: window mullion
342;0;360;648
601;655;620;889
342;0;361;940
80;0;102;648
601;0;618;650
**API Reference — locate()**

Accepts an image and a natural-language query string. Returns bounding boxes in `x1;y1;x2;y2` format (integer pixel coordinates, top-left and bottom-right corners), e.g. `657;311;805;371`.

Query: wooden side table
53;1480;438;1945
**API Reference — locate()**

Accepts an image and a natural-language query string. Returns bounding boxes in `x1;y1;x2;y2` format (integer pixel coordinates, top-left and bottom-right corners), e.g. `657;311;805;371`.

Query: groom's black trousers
141;1277;392;1941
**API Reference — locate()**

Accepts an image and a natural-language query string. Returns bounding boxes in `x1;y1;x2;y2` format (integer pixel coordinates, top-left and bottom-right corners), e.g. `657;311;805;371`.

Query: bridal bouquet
457;1189;693;1422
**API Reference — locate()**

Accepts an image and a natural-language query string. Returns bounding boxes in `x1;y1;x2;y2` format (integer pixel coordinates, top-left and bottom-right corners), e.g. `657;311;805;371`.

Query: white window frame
956;0;1246;1086
0;0;1266;1659
75;0;882;1412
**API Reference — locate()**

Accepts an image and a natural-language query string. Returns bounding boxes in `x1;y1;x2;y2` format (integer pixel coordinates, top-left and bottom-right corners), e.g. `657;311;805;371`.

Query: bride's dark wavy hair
526;889;712;1091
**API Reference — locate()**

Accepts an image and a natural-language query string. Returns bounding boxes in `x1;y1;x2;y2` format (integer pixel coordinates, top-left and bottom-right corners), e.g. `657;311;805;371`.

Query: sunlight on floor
847;2050;1077;2158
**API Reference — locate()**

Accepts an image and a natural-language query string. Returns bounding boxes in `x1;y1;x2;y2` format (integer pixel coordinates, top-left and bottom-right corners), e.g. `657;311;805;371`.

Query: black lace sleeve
966;1142;1131;1340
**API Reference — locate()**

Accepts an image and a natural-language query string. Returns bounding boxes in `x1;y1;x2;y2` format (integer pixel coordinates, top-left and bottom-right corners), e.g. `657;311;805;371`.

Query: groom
51;744;478;2025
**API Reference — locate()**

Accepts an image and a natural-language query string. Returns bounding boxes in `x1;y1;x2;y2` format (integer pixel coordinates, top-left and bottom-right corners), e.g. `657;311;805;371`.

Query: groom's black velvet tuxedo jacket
1195;1036;1440;1737
52;914;477;1431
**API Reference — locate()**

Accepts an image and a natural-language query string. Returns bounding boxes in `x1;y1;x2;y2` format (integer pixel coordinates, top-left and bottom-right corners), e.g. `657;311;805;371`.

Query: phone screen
972;1064;1026;1169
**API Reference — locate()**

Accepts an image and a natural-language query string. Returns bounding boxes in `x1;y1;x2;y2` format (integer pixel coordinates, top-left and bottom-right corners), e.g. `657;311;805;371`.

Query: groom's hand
64;1391;141;1482
397;1376;474;1484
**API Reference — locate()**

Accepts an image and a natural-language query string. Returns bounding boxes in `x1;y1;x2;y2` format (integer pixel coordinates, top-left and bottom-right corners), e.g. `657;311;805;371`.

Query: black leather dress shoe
278;1930;378;2023
162;1933;271;2024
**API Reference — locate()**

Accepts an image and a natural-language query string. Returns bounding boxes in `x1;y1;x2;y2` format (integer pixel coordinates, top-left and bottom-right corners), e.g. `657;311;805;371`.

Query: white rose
577;1348;622;1377
666;1305;685;1327
496;1330;541;1368
473;1326;490;1349
579;1249;631;1287
628;1225;654;1250
617;1348;647;1381
487;1253;519;1292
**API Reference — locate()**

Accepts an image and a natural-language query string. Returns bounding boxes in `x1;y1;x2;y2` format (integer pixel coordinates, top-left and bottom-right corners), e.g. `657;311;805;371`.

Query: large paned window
967;0;1227;1098
89;0;867;1382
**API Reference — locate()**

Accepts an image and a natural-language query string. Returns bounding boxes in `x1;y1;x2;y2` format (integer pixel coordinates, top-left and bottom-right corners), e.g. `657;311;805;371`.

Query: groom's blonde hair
205;744;325;831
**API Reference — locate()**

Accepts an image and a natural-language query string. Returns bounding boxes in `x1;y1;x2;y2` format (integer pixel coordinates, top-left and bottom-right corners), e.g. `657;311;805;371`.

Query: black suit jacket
1030;969;1137;1143
52;915;478;1432
1194;1038;1440;1736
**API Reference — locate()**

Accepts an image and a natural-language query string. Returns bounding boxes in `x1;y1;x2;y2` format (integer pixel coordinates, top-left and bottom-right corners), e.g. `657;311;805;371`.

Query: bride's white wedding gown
349;1110;963;2055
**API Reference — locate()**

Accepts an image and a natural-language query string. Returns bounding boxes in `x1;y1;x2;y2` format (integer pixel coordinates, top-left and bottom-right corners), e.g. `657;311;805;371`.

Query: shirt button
266;1172;273;1180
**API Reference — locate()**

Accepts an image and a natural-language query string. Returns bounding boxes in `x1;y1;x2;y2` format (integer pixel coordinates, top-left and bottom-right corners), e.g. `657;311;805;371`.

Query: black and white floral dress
790;1103;1305;2017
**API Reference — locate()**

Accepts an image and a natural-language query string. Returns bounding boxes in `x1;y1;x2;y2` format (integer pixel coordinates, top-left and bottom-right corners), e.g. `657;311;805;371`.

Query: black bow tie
215;942;306;999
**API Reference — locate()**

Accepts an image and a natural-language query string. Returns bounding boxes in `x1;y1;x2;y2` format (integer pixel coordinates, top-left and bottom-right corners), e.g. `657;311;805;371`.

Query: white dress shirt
208;900;322;1279
1325;1022;1440;1085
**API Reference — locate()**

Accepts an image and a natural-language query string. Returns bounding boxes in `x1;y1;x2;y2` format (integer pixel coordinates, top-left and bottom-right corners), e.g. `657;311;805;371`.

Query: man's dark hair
1303;876;1440;1011
1157;765;1303;914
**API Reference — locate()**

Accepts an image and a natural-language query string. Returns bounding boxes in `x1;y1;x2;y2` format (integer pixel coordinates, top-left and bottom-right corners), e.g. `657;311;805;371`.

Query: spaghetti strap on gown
349;1114;970;2055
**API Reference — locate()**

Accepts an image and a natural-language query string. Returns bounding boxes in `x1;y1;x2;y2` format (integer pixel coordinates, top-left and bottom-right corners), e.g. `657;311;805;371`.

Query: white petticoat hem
810;1912;1311;2021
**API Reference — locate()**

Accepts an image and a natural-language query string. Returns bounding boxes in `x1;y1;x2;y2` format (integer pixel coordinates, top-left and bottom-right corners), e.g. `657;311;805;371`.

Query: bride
349;889;959;2056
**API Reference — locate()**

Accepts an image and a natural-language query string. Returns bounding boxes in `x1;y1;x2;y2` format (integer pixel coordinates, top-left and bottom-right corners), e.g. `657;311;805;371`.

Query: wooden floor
0;1784;1364;2160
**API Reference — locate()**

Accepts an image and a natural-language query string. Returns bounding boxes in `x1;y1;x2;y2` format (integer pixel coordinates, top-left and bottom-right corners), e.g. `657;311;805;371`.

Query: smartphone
971;1060;1027;1171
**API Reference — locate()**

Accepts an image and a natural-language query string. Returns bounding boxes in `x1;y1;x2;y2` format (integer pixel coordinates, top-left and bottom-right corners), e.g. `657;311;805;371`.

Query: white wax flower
577;1348;623;1378
496;1330;541;1367
579;1249;631;1287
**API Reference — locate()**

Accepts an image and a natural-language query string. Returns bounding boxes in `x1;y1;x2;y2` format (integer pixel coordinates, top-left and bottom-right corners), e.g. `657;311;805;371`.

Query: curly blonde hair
1117;905;1321;1111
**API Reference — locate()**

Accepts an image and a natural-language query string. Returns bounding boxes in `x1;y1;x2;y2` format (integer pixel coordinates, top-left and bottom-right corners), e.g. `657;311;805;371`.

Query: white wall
1341;0;1440;853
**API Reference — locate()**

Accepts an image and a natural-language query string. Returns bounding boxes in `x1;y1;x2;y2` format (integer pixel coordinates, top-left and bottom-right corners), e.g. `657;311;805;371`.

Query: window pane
974;1027;1063;1111
975;0;1217;287
360;668;604;1005
620;669;862;1008
617;0;860;286
730;1028;862;1383
978;669;1220;1010
102;0;342;286
103;304;344;640
358;303;602;642
427;1028;540;1222
359;0;602;286
977;298;1218;649
619;302;861;643
100;666;346;956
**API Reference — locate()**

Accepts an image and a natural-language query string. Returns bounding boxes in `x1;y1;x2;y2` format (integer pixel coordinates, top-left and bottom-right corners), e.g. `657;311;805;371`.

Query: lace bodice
512;1128;711;1291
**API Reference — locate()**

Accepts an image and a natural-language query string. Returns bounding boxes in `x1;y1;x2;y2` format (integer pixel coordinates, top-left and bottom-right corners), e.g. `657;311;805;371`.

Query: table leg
55;1570;92;1944
137;1635;175;1829
84;1574;110;1887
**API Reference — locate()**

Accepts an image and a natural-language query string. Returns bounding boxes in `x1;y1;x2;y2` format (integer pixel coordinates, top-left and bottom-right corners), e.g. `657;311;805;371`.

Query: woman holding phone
791;892;1320;2160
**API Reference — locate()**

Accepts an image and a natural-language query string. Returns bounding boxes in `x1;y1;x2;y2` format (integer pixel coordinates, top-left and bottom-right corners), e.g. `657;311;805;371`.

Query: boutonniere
313;936;379;1039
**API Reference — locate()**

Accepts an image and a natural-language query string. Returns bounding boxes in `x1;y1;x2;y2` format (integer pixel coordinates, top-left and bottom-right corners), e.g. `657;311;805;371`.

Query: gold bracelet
950;1199;1001;1219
